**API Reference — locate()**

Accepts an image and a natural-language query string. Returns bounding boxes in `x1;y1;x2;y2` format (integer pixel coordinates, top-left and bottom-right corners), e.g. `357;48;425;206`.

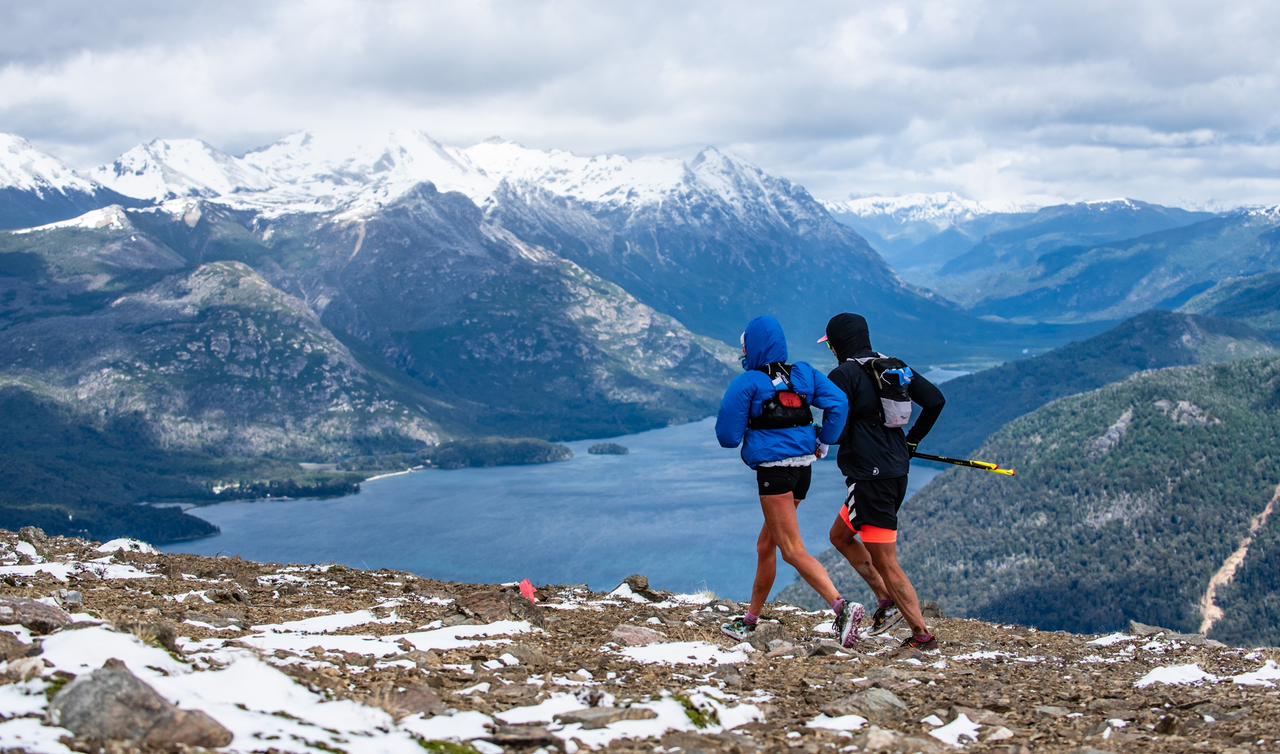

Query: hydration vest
747;363;814;430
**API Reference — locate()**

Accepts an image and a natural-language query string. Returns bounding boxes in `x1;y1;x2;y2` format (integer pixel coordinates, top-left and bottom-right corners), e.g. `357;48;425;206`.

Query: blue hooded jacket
715;316;848;468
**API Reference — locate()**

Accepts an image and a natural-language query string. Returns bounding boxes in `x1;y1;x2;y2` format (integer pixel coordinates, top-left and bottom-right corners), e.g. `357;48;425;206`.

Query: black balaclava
825;312;873;361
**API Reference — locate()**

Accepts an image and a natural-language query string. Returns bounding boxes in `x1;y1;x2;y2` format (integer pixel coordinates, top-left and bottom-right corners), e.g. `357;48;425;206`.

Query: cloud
1;0;1278;206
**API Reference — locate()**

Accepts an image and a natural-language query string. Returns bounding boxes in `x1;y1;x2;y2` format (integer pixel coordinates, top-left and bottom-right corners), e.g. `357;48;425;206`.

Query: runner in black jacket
821;312;945;649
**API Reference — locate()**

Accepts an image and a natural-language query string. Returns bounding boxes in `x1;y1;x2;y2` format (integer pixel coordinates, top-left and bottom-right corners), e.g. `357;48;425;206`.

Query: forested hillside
921;311;1279;457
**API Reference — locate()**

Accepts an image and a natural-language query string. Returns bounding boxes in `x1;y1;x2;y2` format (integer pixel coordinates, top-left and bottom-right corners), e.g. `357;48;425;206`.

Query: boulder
1035;705;1070;718
823;687;910;721
555;706;658;728
622;574;663;601
382;683;445;717
805;639;850;657
457;589;544;627
743;622;793;652
47;659;233;748
610;623;668;647
55;590;84;608
485;724;558;746
0;597;71;634
18;527;48;547
0;631;35;661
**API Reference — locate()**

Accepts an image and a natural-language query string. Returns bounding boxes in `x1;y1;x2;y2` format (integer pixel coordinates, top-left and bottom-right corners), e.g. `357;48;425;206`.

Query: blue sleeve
715;375;754;448
809;368;848;445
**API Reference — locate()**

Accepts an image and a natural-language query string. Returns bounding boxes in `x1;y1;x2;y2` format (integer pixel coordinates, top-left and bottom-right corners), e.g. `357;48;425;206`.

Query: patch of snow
1232;661;1280;687
494;693;584;724
1088;633;1136;646
952;650;1015;661
806;713;867;732
13;542;42;563
455;682;491;696
1135;663;1219;688
401;710;494;741
929;713;982;747
0;718;76;754
921;714;945;726
607;582;652;604
552;696;698;748
0;680;52;717
95;538;157;554
617;641;750;666
252;609;404;634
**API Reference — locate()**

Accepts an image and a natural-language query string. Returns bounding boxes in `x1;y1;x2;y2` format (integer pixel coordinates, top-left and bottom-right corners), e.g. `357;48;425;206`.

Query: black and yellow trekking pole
911;450;1017;477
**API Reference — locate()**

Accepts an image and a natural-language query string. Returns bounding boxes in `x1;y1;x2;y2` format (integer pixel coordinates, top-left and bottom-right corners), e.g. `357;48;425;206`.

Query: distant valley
3;126;1280;645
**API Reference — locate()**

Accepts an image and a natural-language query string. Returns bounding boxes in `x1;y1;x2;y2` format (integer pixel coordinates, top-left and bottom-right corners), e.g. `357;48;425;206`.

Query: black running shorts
842;476;908;532
756;464;813;500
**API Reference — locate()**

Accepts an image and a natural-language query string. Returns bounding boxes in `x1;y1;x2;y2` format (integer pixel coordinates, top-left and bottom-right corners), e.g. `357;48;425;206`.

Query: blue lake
168;417;941;601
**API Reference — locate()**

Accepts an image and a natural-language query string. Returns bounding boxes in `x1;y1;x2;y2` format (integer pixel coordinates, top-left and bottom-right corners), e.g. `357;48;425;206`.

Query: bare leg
760;493;840;606
748;523;776;617
828;516;891;602
866;541;928;635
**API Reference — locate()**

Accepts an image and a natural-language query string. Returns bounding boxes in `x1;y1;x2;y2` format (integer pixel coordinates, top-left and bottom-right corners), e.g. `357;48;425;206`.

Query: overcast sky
3;0;1278;207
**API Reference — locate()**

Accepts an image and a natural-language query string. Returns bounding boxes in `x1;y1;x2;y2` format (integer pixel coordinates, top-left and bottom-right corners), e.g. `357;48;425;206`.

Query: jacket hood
742;316;788;369
825;312;872;361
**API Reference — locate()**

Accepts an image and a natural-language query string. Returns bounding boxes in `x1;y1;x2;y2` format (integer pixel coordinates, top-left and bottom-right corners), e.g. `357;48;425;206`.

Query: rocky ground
0;527;1278;754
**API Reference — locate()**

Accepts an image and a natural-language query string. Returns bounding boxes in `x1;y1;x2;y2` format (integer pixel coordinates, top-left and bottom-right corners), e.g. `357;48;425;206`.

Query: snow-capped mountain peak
464;139;684;206
92;138;270;203
11;204;133;235
0;133;102;195
823;192;1023;229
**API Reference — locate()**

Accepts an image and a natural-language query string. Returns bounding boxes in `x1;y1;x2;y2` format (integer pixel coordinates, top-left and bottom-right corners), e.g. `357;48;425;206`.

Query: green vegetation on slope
0;385;369;544
921;311;1279;458
1180;270;1280;336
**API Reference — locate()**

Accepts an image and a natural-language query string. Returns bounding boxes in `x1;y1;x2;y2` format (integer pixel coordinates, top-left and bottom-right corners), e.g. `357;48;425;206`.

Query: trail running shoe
870;601;904;636
720;616;757;642
833;601;866;648
900;633;938;651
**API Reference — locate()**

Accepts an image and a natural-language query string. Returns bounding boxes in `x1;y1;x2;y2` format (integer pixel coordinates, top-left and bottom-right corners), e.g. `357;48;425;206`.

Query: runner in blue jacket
715;315;863;647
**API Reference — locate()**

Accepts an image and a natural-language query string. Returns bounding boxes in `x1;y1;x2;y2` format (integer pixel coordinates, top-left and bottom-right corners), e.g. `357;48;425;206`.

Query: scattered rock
610;623;668;646
743;622;793;652
48;659;233;748
555;706;659;728
185;608;242;628
1034;705;1071;718
120;620;181;654
207;586;249;605
485;724;559;746
457;589;544;626
55;590;84;608
805;639;849;657
7;656;46;681
823;687;910;721
711;664;743;688
765;642;799;659
0;631;35;661
921;601;945;619
17;527;47;548
506;643;548;669
381;683;445;717
0;596;71;634
622;574;663;601
1128;620;1174;637
985;726;1016;742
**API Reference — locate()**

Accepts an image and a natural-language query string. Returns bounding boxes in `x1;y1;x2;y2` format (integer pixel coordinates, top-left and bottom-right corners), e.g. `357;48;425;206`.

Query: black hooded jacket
825;313;946;480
